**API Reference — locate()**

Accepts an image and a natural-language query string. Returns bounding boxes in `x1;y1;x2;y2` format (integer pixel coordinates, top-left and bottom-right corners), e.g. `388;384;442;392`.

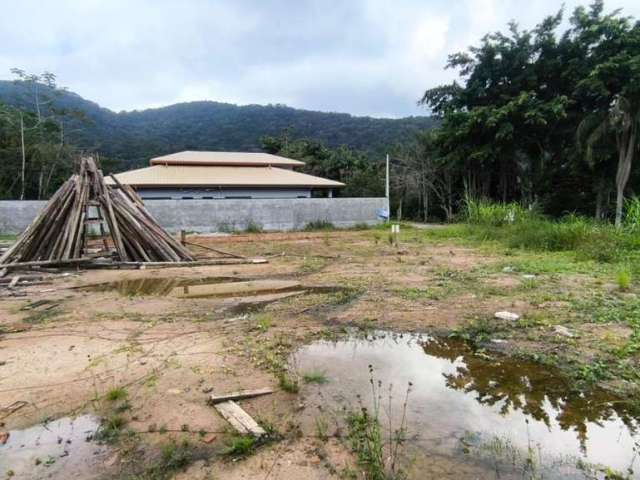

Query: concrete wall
0;197;389;234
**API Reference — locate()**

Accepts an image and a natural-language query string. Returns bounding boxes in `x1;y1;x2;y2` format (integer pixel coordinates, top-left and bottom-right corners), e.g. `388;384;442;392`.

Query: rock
494;311;520;321
0;431;9;444
522;274;536;279
502;266;514;273
201;433;217;444
490;339;508;344
553;325;574;338
202;386;213;394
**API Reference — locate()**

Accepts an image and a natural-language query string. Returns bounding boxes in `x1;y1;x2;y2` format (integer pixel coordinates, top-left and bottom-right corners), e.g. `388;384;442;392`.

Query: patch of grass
396;287;442;301
326;286;365;305
224;435;257;457
253;312;273;332
303;371;328;384
299;256;327;274
303;220;335;231
616;268;632;291
315;416;329;441
244;221;263;234
278;372;299;393
105;386;128;402
94;414;126;444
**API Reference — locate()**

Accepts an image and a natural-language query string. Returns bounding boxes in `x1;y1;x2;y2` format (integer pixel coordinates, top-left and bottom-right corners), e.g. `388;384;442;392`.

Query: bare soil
0;228;636;479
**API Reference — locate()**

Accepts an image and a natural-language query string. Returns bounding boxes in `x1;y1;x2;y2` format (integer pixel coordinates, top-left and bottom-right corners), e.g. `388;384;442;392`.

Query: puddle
293;331;640;479
0;415;112;479
87;276;304;298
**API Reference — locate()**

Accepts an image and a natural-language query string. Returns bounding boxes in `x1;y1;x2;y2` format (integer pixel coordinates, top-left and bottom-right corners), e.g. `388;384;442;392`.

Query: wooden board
208;388;273;405
214;401;266;436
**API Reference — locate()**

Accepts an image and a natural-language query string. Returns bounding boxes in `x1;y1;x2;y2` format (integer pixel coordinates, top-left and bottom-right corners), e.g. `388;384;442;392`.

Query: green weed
105;387;128;402
278;372;299;393
303;371;328;384
224;435;257;456
244;221;263;234
303;220;335;231
616;269;632;291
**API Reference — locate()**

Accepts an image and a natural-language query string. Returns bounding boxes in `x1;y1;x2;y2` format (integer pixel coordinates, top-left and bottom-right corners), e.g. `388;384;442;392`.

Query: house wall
0;197;389;234
137;187;312;200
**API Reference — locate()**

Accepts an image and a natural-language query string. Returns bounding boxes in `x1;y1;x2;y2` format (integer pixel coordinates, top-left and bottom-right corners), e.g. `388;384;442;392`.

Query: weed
244;221;263;233
616;269;632;291
346;365;411;480
253;312;273;332
94;414;126;444
299;256;326;274
278;372;299;393
303;220;335;231
224;435;257;456
315;416;329;441
303;371;328;384
105;386;128;402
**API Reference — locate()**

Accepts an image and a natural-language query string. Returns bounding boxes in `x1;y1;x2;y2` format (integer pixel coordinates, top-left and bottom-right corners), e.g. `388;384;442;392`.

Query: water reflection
421;337;640;451
293;331;640;477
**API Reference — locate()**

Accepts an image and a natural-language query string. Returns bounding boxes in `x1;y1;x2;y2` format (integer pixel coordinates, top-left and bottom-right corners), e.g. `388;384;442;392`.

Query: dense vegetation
0;0;637;226
396;0;639;224
0;77;434;199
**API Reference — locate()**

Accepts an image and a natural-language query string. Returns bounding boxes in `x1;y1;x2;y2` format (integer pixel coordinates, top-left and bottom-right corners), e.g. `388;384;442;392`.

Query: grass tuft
303;371;328;384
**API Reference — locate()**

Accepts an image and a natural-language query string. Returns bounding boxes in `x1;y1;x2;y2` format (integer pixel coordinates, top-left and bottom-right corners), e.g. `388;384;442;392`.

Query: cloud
0;0;638;117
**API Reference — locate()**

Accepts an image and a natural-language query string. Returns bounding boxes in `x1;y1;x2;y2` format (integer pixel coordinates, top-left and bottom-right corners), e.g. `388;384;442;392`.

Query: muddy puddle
0;415;112;479
87;276;304;298
293;331;640;479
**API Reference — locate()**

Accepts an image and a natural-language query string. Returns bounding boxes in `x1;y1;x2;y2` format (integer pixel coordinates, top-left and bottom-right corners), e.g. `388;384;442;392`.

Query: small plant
105;386;128;402
253;313;272;331
224;435;257;456
616;269;632;291
346;365;412;480
244;221;263;233
315;416;329;441
303;220;335;231
159;439;192;470
278;372;299;393
303;371;328;384
94;414;126;444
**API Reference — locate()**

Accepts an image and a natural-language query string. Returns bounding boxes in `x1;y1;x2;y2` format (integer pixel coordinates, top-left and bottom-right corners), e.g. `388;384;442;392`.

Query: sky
1;0;639;118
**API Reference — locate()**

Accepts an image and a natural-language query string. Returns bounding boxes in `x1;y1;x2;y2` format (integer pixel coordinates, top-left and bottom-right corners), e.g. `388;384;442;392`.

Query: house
106;151;345;200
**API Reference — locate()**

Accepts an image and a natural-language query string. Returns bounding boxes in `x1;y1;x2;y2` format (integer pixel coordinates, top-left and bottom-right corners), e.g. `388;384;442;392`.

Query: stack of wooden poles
0;156;194;266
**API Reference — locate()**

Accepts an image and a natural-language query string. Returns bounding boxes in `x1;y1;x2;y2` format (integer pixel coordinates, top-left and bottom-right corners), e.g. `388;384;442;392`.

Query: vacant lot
1;227;638;479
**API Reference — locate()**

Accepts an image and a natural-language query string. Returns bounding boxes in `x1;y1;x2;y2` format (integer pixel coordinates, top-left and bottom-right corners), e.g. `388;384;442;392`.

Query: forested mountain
0;80;435;169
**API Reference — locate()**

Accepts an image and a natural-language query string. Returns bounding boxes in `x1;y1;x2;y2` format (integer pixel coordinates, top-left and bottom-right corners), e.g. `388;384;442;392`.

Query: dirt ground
0;228;637;479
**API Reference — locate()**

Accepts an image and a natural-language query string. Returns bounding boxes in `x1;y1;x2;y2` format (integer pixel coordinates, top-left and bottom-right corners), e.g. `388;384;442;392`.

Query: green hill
0;80;435;169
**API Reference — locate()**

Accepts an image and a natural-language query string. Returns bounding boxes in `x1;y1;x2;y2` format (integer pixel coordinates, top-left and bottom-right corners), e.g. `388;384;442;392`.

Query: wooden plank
184;241;246;259
208;388;273;405
0;257;95;270
214;401;266;436
8;276;19;289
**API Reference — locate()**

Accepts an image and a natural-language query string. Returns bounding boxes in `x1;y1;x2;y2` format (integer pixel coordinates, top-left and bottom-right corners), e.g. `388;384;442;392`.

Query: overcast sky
1;0;639;118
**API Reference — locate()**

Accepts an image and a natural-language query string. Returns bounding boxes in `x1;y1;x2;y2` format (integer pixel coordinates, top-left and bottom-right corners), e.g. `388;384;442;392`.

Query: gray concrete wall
0;198;389;234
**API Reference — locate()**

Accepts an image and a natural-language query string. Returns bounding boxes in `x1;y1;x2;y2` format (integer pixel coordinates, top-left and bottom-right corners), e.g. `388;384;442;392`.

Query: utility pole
385;154;389;198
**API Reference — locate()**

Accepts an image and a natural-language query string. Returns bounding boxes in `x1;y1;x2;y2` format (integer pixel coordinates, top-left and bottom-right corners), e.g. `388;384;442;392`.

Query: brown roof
105;165;344;188
150;151;305;167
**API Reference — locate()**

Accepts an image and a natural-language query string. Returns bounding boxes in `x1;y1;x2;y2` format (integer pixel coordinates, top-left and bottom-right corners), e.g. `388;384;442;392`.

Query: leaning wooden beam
213;401;266;436
208;388;273;405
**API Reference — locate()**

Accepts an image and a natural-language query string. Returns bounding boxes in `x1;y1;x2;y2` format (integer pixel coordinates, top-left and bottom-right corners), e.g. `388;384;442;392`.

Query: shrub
463;197;535;227
244;221;263;233
303;220;335;231
625;196;640;232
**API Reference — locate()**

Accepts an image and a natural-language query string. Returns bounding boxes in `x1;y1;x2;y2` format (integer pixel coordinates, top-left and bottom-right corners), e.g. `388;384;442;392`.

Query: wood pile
0;156;194;267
